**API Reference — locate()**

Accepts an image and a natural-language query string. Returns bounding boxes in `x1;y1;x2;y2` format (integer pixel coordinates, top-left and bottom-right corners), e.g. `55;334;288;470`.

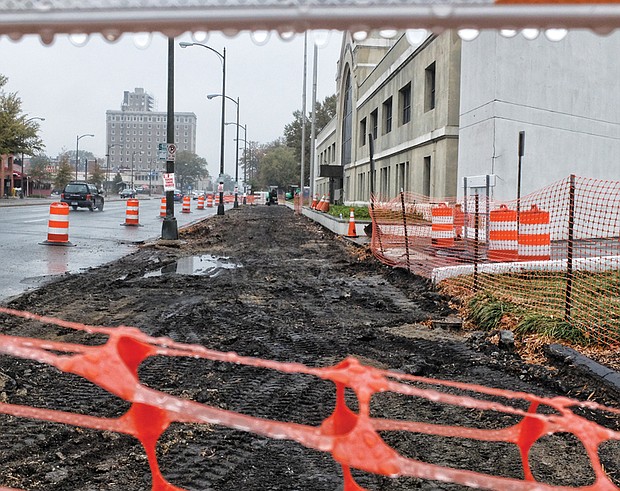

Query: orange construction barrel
431;203;454;248
40;202;75;246
488;204;518;262
518;204;551;261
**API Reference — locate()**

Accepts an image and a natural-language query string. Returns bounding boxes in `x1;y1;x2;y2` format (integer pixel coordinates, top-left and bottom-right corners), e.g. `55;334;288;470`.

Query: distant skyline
1;30;343;178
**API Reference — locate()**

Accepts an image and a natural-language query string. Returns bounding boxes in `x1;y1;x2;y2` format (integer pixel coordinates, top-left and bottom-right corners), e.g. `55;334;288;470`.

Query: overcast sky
1;30;343;178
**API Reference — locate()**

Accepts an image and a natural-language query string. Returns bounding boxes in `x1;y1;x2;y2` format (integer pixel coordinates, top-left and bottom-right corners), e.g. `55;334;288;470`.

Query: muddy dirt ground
0;204;619;490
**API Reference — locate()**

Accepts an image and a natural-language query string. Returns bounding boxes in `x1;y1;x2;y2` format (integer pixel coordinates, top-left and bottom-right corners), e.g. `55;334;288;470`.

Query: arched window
341;70;352;166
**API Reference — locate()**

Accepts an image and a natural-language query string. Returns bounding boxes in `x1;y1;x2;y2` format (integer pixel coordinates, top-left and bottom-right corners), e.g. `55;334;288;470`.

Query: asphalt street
0;196;221;302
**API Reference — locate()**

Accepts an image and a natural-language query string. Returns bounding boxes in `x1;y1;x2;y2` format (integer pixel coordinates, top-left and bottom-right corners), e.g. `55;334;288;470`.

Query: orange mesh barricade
40;202;74;246
454;203;465;240
197;195;205;210
489;204;518;262
518;204;550;261
182;195;191;214
123;199;140;226
431;203;454;248
159;197;166;218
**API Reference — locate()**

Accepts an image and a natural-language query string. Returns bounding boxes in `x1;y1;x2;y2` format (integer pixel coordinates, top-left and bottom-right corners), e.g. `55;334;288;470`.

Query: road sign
162;173;176;191
167;143;177;161
158;143;167;160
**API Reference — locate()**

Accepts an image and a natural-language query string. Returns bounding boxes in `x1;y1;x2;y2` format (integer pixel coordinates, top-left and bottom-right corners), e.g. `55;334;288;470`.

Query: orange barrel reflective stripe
518;204;551;261
207;194;213;207
123;198;140;226
160;197;166;218
197;195;205;210
488;204;518;262
41;202;73;246
182;195;191;213
431;203;454;248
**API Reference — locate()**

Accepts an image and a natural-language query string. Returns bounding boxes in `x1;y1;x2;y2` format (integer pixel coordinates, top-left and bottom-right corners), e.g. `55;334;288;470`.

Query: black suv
61;181;104;211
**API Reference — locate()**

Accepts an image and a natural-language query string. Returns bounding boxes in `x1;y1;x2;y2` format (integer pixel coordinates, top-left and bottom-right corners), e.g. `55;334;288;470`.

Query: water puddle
144;255;242;278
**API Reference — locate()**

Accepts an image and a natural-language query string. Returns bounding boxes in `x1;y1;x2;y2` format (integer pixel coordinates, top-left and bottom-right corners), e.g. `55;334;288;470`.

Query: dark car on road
119;188;136;199
61;181;104;211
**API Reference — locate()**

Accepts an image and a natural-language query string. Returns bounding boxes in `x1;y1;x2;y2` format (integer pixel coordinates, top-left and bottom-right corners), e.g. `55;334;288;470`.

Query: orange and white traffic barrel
182;195;191;213
518;204;551;261
431;202;454;248
206;194;213;208
488;204;518;262
122;198;140;226
159;197;166;218
197;195;205;210
40;202;74;246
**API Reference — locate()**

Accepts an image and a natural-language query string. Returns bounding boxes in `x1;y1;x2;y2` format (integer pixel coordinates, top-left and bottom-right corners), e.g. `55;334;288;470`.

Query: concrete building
105;87;197;189
315;30;620;205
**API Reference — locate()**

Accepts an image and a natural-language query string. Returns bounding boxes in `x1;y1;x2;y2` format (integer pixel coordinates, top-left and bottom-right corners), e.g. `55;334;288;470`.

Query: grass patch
467;293;516;331
326;205;371;220
515;313;588;343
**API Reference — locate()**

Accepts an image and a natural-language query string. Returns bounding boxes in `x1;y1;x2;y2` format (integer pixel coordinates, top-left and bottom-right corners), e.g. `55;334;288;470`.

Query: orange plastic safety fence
368;176;620;346
0;307;619;491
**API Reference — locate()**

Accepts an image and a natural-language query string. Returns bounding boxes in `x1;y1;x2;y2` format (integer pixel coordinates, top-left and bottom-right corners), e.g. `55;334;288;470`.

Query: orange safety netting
368;175;620;346
0;306;619;491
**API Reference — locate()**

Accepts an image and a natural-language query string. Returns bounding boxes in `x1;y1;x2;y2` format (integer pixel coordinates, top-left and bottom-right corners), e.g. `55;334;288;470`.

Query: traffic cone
311;194;318;209
182;195;191;213
316;195;325;212
345;208;358;238
121;198;141;226
40;202;75;246
323;195;330;213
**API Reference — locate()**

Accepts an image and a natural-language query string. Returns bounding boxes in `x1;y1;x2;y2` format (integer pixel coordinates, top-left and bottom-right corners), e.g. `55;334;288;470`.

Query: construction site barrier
159;197;166;218
182;195;191;214
431;202;454;248
518;204;551;261
121;198;140;226
369;177;620;346
0;307;618;491
197;195;205;210
40;202;74;246
489;204;518;262
206;194;213;208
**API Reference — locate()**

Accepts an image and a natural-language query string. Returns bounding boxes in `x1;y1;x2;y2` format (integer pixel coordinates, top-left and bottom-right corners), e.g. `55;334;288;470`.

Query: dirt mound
0;205;618;490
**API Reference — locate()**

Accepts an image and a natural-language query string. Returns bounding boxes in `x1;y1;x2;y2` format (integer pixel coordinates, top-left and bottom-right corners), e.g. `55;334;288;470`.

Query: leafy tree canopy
256;145;298;190
174;150;209;192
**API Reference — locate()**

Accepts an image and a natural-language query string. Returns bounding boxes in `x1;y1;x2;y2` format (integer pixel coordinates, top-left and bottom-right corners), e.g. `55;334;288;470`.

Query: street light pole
179;41;226;215
106;143;122;196
76;133;94;180
130;150;143;190
212;94;240;208
227;122;247;204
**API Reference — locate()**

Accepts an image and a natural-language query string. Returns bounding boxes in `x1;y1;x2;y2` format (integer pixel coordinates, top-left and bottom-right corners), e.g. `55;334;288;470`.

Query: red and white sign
217;182;224;192
162;173;176;191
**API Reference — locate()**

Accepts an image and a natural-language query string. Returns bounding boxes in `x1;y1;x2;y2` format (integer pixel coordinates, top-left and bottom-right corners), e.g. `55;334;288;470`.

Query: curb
546;344;620;397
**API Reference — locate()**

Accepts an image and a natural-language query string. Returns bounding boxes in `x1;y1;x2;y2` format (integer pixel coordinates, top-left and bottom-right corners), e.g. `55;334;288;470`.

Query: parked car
61;181;104;211
119;188;136;199
173;190;183;202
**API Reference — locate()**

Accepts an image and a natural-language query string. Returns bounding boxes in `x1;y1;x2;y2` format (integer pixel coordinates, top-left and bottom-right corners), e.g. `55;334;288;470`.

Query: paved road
0;196;223;302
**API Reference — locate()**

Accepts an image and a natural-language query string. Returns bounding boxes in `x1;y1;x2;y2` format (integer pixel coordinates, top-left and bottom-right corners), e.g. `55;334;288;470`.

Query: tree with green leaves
256;143;298;190
283;94;337;183
54;154;73;191
0;74;44;158
174;150;209;192
28;154;52;189
112;172;124;193
89;161;105;188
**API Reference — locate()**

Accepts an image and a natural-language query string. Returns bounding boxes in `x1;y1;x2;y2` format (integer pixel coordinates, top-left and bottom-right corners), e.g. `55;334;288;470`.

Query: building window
370;109;378;141
399;83;411;125
423;156;431;197
382;97;392;134
359;118;367;146
425;62;436;111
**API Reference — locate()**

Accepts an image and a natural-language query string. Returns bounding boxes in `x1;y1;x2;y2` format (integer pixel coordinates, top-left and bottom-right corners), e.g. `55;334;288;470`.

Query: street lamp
105;143;122;195
228;123;247;204
130;150;144;190
76;133;94;180
180;41;226;215
210;94;240;208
